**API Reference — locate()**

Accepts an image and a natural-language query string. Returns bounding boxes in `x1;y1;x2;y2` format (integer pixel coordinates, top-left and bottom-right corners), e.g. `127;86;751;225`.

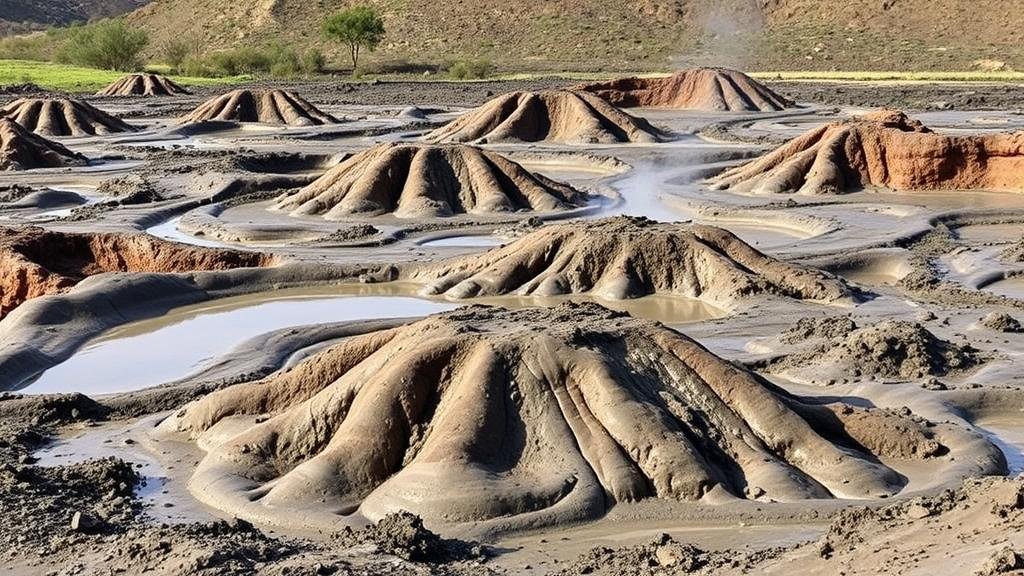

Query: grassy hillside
121;0;1024;72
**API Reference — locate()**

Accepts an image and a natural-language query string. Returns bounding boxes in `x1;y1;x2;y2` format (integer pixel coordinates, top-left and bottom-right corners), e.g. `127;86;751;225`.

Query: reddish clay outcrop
709;110;1024;194
0;226;273;317
576;68;794;112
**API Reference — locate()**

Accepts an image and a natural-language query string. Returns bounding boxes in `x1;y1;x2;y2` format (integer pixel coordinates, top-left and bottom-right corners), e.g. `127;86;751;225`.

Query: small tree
322;6;385;72
58;19;148;71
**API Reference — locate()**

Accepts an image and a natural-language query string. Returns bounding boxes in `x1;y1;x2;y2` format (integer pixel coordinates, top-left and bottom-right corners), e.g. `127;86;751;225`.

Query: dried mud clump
181;89;338;126
764;319;981;381
0;97;136;137
96;73;190;97
165;302;950;533
273;143;588;219
96;174;166;204
409;216;851;309
709;110;1024;194
423;89;663;144
334;511;487;563
576;67;795;112
0;226;273;317
980;312;1023;333
0;118;87;170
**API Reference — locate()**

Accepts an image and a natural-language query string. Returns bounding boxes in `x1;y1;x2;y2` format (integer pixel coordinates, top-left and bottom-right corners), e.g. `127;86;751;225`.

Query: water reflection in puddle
146;216;232;249
418;234;507;248
983;276;1024;300
977;417;1024;475
23;283;723;395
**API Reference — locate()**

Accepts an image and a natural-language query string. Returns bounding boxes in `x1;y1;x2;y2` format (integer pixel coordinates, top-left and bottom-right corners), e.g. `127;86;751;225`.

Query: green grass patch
0;59;250;92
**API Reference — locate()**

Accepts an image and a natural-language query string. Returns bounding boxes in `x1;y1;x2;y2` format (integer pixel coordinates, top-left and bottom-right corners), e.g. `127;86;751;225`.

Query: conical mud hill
0;118;87;170
409;216;851;309
165;302;970;533
709;110;1024;194
96;73;190;97
577;68;795;112
181;89;338;126
0;226;273;318
0;98;136;137
422;90;662;144
273;143;588;219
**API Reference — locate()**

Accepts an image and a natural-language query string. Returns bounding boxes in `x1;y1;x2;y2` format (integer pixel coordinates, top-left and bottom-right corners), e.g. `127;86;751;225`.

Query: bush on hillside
448;58;494;79
55;19;148;71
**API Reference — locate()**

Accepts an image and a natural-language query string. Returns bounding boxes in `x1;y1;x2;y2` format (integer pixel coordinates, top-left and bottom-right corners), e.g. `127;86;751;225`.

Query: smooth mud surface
3;78;1024;576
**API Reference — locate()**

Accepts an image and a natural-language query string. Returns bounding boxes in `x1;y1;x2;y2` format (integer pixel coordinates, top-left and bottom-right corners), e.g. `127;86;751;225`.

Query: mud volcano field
2;69;1024;576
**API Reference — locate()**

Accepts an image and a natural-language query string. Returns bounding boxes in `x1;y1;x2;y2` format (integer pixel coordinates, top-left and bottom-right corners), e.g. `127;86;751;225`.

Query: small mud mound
980;312;1023;333
763;318;980;381
96;73;190;97
576;67;795;112
0;117;87;170
273;143;587;219
409;216;850;309
0;226;273;318
422;89;662;144
0;97;136;137
165;302;950;532
96;174;166;204
181;89;338;126
709;110;1024;194
334;511;486;563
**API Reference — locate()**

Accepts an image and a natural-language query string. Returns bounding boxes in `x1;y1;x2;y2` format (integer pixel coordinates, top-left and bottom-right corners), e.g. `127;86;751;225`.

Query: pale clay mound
576;67;795;112
96;73;190;97
0;117;87;170
163;303;955;533
764;317;980;381
709;110;1024;194
0;97;136;137
181;89;338;126
408;217;851;309
272;143;588;219
421;90;662;144
0;226;273;318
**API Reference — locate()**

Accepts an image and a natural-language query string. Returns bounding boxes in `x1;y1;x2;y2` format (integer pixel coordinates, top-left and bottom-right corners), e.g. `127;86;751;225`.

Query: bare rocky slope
121;0;1024;72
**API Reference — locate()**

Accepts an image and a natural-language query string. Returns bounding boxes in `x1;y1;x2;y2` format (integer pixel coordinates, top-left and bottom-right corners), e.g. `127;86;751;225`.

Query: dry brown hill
122;0;1024;72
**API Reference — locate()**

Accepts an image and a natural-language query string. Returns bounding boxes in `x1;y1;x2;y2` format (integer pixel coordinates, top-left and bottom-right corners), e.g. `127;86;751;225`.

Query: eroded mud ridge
273;142;587;219
0;97;136;137
163;302;960;533
410;216;850;308
0;117;87;170
576;67;795;112
181;89;339;125
423;89;662;144
96;73;190;97
0;226;273;317
709;110;1024;194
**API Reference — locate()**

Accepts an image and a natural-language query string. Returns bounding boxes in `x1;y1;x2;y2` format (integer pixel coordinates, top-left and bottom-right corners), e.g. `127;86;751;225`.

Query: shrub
448;58;493;80
159;38;190;72
0;32;56;61
55;19;148;71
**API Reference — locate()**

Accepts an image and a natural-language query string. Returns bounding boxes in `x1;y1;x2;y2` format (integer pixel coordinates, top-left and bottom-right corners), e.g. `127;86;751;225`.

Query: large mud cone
96;73;191;97
422;90;663;144
577;68;795;112
273;143;588;219
0;97;136;137
181;89;338;126
408;216;851;309
709;110;1024;194
0;118;87;170
0;226;273;318
166;303;955;532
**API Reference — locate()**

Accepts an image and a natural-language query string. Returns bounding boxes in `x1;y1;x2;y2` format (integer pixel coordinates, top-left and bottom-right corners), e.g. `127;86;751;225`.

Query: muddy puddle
976;416;1024;475
983;276;1024;300
417;234;508;248
21;283;722;395
145;216;235;248
954;222;1024;245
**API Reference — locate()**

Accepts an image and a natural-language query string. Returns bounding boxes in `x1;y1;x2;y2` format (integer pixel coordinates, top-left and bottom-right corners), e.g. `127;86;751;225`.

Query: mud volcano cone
96;73;191;97
181;89;338;126
410;216;850;309
0;118;87;170
1;98;136;137
422;89;662;144
709;110;1024;194
167;302;954;532
273;142;588;219
0;226;273;318
576;67;795;112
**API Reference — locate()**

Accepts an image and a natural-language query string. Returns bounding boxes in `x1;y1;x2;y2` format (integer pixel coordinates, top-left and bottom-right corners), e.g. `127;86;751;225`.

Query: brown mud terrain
0;118;87;170
97;73;191;97
2;74;1024;576
0;97;137;136
182;88;339;125
576;68;795;112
